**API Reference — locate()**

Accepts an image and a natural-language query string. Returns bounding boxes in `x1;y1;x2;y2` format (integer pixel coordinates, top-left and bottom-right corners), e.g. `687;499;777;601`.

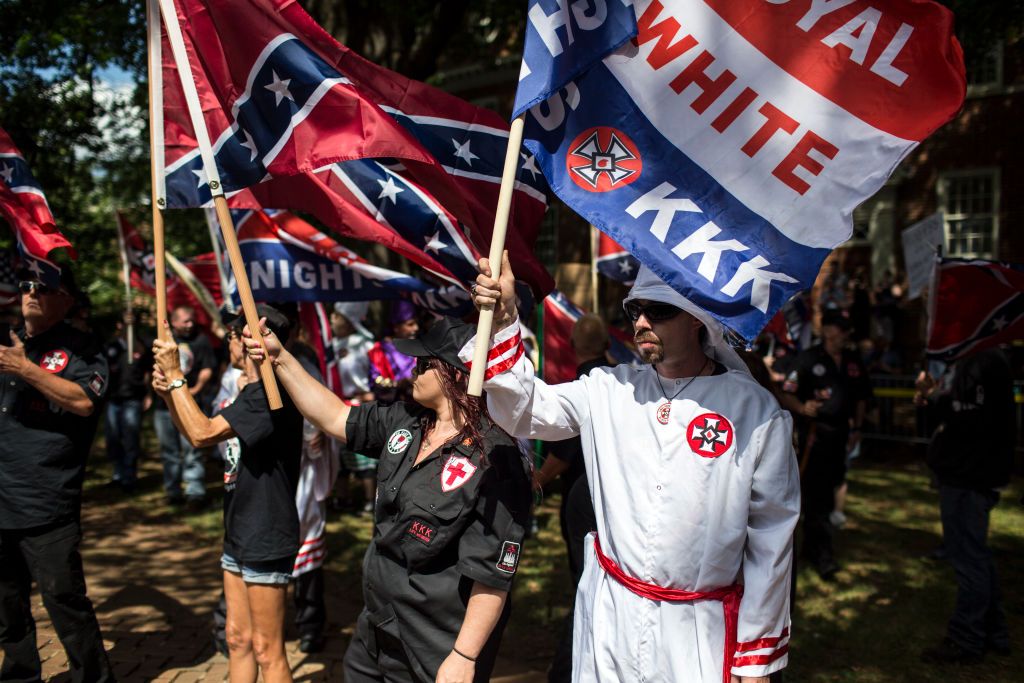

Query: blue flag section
512;0;966;341
215;209;475;317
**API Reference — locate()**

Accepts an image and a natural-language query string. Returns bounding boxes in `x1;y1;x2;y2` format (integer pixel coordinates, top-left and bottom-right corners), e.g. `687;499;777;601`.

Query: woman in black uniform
245;316;532;683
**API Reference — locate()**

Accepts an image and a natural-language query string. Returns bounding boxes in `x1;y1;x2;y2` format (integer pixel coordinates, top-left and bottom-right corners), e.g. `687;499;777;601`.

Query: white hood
624;266;748;375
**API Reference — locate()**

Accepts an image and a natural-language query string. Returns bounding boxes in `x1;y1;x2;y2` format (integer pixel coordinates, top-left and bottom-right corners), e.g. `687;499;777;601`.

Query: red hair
418;358;492;456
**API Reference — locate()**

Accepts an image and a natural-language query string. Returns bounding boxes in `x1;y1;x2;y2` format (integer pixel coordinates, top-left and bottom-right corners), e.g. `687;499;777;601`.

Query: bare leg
224;571;257;683
247;583;293;683
834;481;848;514
362;476;377;511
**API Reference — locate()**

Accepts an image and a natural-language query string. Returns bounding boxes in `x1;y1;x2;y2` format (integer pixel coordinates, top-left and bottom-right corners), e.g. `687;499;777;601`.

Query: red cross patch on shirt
686;412;735;459
440;455;478;493
39;350;69;374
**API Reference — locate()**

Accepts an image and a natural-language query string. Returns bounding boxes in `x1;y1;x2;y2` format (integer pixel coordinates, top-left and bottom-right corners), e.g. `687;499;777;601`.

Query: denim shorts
221;552;294;585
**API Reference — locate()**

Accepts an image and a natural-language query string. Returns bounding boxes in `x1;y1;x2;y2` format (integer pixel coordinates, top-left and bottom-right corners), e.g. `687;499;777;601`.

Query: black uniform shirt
105;334;154;402
784;344;871;430
0;323;108;529
346;401;532;680
219;381;304;562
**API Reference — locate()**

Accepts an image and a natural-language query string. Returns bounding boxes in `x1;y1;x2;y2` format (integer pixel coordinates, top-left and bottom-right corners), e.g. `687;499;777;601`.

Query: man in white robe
467;256;799;683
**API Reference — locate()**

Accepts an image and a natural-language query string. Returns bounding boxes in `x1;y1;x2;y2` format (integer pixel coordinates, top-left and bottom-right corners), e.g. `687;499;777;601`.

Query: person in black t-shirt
780;311;870;580
0;266;115;683
152;305;302;683
245;316;531;683
103;314;153;492
154;305;217;507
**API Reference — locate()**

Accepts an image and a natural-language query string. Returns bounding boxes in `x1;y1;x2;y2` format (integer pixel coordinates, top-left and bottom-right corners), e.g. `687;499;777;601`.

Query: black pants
939;486;1009;654
800;427;846;570
0;520;114;683
293;567;325;638
343;605;505;683
548;475;597;683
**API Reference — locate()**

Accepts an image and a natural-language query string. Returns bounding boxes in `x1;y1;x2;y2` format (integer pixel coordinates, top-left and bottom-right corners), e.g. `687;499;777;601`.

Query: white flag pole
204;208;235;313
157;0;282;409
467;114;525;397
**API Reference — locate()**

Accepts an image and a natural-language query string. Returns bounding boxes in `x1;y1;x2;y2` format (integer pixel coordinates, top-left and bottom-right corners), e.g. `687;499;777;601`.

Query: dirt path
9;462;547;682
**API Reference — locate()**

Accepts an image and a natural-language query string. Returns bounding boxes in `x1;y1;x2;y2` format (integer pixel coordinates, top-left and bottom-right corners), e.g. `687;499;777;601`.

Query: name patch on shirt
387;429;413;454
406;519;436;545
686;412;735;459
496;541;521;574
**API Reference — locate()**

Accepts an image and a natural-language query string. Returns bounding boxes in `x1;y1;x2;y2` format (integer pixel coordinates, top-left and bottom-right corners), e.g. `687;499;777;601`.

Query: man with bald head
470;255;799;683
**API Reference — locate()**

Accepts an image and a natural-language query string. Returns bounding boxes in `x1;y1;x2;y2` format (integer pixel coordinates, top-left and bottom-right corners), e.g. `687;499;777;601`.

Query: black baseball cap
821;309;851;331
222;304;292;346
393;316;475;372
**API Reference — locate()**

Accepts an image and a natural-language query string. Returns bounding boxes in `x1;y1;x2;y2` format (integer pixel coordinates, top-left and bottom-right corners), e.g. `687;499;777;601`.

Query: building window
966;42;1003;96
937;170;999;259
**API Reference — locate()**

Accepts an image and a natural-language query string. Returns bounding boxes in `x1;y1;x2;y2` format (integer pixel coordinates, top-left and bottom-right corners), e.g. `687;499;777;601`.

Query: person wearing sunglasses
469;254;800;683
243;316;532;683
0;267;116;682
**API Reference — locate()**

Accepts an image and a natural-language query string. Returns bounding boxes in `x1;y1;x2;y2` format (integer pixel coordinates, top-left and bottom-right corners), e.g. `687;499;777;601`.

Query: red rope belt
593;535;743;683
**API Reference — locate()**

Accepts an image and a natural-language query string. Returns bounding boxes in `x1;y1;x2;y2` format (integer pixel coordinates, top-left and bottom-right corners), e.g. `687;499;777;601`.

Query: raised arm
468;254;589;440
242;319;352;442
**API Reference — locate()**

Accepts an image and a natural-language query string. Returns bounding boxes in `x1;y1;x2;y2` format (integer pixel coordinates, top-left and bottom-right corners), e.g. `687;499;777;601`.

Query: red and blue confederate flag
543;290;639;384
926;259;1024;362
595;231;639;283
0;126;75;282
157;0;552;295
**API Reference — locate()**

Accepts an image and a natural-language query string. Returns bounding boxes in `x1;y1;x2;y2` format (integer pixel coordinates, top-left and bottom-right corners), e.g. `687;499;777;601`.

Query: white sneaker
829;510;847;528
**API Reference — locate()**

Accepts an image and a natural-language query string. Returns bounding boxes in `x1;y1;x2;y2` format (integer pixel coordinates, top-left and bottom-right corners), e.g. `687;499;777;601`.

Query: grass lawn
89;430;1024;681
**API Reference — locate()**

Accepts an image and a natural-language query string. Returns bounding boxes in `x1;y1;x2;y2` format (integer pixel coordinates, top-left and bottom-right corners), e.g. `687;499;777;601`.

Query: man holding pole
469;256;799;683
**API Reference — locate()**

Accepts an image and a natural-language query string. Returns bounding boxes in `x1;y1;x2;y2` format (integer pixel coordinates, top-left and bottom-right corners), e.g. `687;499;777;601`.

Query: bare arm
435;583;508;683
152;339;235;449
0;334;94;416
241;319;352;443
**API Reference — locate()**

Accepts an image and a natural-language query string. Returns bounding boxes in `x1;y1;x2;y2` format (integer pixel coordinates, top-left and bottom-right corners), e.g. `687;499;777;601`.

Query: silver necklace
654;358;709;424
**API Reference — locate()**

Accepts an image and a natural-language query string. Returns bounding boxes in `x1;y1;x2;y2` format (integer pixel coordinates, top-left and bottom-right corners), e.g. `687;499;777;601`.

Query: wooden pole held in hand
146;0;169;341
156;0;282;409
467;114;525;397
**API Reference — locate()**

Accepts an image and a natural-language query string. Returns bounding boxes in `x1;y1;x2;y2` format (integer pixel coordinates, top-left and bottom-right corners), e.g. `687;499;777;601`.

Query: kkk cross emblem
686;412;734;459
566;127;642;192
39;350;69;374
441;455;478;493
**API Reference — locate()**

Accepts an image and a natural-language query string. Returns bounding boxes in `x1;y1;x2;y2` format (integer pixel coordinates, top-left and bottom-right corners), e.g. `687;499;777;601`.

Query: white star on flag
424;231;446;254
520;153;539;180
193;167;209;189
452;139;478;166
239;130;259;162
993;316;1008;330
27;259;44;278
0;163;13;185
618;259;635;276
376;176;404;203
264;70;294;106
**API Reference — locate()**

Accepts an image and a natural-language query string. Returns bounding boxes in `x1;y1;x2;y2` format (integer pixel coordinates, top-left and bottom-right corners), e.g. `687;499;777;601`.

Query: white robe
464;321;799;681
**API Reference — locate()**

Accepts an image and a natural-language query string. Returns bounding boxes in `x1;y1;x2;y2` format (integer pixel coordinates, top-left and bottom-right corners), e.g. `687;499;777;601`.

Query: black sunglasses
18;280;55;295
413;357;435;375
623;300;683;323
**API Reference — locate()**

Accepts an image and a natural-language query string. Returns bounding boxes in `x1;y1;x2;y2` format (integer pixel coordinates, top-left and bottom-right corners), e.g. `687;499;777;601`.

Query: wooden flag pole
468;114;525;397
156;0;282;409
590;225;599;314
146;0;169;341
114;212;135;363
